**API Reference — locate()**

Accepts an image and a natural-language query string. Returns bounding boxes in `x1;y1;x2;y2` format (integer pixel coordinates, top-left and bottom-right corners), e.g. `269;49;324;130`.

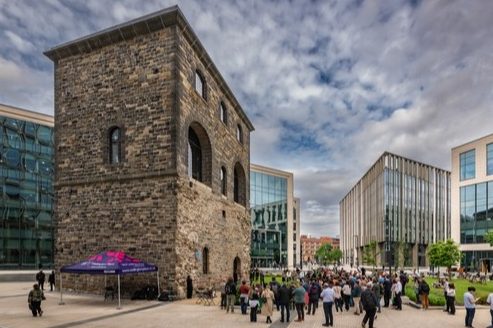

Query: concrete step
0;270;38;282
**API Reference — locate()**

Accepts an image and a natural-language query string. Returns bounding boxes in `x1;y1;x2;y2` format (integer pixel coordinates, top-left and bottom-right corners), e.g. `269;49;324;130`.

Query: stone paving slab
1;282;492;328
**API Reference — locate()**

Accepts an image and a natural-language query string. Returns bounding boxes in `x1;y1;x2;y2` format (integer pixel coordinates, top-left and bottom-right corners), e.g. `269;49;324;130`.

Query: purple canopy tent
59;251;159;309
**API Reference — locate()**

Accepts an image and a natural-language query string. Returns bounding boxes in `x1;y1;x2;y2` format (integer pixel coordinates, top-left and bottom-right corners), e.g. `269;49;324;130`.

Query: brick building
44;6;254;296
301;235;339;263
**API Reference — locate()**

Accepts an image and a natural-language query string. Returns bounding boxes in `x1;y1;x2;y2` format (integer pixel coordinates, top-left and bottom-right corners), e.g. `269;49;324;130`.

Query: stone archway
233;256;241;283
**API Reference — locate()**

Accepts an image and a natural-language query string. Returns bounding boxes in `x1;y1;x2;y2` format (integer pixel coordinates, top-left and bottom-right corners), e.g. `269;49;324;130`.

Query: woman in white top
332;281;343;313
446;283;456;315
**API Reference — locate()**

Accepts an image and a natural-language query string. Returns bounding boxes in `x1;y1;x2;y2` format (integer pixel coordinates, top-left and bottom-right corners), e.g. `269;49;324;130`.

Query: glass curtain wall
250;171;288;268
0;116;54;269
460;181;493;244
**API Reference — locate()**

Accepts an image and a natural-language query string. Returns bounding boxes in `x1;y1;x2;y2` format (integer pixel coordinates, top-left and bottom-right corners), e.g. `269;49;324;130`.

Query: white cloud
1;0;492;238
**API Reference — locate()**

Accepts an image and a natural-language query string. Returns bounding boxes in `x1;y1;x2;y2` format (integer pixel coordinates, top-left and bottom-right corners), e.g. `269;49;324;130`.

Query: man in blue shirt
464;287;478;328
320;282;335;327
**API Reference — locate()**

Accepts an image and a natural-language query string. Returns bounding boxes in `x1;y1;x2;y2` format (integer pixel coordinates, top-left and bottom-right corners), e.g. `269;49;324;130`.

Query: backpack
225;282;236;295
309;284;319;296
361;291;377;310
421;283;430;294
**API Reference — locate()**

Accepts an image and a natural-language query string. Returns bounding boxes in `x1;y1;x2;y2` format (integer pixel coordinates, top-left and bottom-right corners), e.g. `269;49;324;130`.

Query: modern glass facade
460;182;493;244
341;152;451;268
0;110;54;269
460;149;475;181
452;133;493;272
250;169;288;268
487;143;493;176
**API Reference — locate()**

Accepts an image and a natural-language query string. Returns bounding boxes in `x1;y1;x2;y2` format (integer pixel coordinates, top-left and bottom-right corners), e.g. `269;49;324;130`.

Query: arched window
220;166;227;196
187;122;212;186
195;70;205;99
220;102;227;124
234;162;246;206
236;124;243;144
109;127;122;164
188;127;202;181
203;247;209;274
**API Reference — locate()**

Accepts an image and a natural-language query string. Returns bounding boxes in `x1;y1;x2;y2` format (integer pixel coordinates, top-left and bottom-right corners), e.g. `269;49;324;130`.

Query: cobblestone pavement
1;283;492;328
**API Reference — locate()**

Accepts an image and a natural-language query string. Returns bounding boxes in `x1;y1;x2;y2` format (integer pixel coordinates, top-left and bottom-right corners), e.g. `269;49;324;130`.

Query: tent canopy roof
60;251;158;275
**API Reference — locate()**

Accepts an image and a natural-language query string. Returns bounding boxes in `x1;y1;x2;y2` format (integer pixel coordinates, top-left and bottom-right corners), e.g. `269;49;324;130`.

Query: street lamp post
354;235;359;268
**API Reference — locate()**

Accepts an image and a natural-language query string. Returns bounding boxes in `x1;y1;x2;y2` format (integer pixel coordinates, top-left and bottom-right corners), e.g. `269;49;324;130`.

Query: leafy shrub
405;286;417;302
428;293;446;306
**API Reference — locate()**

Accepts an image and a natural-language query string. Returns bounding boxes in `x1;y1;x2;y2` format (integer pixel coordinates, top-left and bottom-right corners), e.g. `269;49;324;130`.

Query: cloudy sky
1;0;492;237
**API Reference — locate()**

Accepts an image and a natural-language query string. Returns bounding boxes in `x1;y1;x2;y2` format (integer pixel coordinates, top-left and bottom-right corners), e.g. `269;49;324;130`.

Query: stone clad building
44;6;254;296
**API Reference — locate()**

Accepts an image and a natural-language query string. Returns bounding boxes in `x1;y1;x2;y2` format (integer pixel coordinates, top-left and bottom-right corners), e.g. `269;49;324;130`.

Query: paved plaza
1;282;492;328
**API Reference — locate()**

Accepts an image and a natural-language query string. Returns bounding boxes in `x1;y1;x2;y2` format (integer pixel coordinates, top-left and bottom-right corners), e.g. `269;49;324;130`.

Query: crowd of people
217;267;413;327
217;267;493;328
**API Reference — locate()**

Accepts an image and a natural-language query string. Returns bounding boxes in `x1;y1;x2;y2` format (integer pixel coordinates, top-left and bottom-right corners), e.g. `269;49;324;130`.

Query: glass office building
0;104;54;269
452;133;493;272
340;152;451;268
250;164;298;268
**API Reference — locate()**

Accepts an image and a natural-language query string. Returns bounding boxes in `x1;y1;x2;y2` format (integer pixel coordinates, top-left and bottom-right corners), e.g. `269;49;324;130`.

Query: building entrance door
233;257;241;283
480;258;491;273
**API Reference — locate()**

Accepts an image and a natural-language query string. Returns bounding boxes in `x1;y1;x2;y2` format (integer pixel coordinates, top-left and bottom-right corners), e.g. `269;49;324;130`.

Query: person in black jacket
361;282;378;328
383;276;392;307
36;270;45;291
186;275;193;299
48;271;55;292
307;281;320;315
278;284;291;323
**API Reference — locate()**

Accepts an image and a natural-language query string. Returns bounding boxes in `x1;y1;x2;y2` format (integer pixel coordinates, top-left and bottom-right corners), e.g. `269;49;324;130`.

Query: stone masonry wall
54;25;180;294
172;26;252;293
53;13;252;297
55;178;178;294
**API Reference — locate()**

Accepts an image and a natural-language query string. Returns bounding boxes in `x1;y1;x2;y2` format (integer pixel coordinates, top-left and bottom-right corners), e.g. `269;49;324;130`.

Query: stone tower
44;5;253;296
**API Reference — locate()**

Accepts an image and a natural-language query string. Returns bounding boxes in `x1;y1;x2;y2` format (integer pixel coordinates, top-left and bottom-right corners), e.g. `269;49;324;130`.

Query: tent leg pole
117;274;121;310
157;270;160;298
59;272;65;305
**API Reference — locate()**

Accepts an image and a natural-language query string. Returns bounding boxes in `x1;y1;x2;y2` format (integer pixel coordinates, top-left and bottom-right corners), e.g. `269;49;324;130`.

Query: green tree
363;240;380;270
331;248;343;265
427;239;462;279
392;241;403;270
486;230;493;246
315;243;334;266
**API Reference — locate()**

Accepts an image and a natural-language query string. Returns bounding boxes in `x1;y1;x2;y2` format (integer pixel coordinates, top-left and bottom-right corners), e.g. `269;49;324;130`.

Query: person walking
464;286;478;328
239;280;250;315
443;278;450;313
383;276;392;307
307;280;320;315
486;291;493;327
418;278;430;310
186;275;193;299
394;278;402;310
28;284;45;317
352;281;362;315
261;285;274;324
320;282;335;327
446;283;456;315
333;281;343;313
225;277;236;313
342;280;352;311
361;282;378;328
278;284;291;323
220;278;227;309
399;271;407;295
48;271;55;292
36;270;45;291
371;278;382;313
293;283;306;322
249;292;260;322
